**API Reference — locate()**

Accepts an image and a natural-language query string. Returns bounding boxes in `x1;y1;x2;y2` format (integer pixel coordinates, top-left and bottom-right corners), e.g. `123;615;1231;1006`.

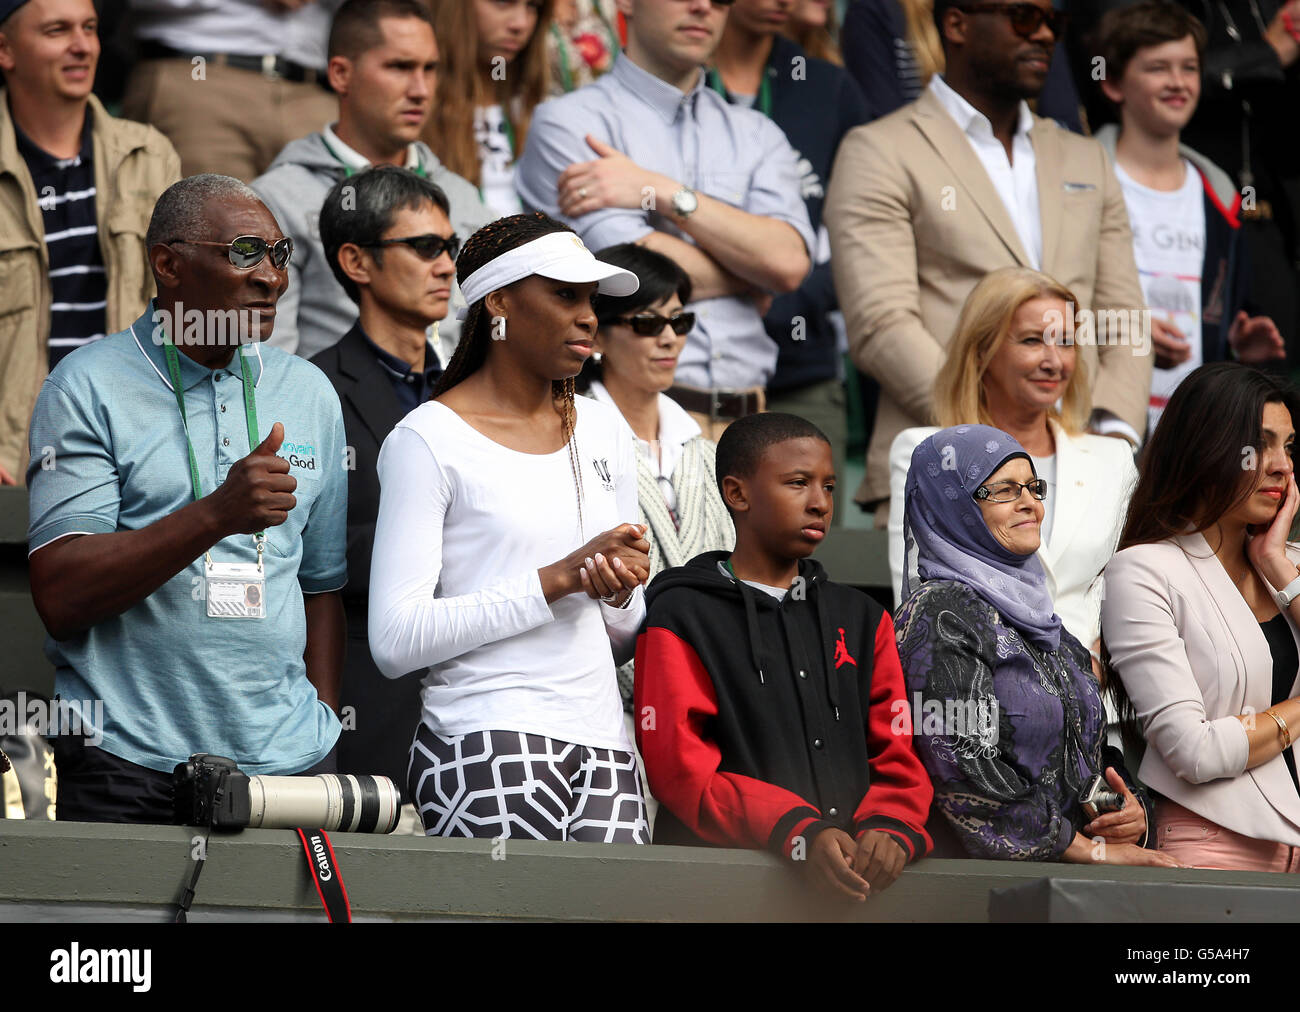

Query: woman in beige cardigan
1103;362;1300;871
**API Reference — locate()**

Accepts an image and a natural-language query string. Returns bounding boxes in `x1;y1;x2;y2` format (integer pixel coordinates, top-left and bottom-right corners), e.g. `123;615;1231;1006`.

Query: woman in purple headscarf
893;424;1179;867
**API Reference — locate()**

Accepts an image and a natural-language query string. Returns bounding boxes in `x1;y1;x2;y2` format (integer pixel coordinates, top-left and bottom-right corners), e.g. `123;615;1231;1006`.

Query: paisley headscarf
902;424;1062;650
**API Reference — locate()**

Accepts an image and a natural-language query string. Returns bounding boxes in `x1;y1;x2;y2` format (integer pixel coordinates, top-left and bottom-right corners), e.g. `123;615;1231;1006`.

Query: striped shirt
13;109;107;369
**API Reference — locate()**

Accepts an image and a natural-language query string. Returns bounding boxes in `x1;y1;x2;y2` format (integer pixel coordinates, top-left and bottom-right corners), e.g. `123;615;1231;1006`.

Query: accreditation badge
205;559;266;619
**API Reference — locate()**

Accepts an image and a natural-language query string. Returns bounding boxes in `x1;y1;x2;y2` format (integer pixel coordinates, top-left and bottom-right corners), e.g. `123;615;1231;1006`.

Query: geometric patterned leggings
408;724;649;844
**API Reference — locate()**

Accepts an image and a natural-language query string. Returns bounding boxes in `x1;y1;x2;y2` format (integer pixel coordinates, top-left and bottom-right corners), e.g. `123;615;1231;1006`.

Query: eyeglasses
616;310;696;336
974;478;1049;503
955;3;1068;38
361;233;461;262
170;236;295;270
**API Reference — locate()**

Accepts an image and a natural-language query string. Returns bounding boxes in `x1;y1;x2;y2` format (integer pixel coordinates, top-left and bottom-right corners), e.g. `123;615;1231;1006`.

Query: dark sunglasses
956;2;1067;38
974;477;1049;503
170;235;294;270
361;233;461;262
616;310;696;336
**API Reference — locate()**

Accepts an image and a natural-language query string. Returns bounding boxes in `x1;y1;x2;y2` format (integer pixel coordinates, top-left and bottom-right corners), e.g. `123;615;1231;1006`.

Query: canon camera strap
295;828;352;923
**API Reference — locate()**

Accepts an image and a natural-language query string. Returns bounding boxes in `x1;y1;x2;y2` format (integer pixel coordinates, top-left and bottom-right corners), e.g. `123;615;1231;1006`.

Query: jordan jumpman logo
834;627;857;669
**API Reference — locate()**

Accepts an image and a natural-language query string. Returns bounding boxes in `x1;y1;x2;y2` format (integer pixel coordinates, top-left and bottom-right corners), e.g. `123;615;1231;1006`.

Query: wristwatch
671;186;699;220
1277;572;1300;607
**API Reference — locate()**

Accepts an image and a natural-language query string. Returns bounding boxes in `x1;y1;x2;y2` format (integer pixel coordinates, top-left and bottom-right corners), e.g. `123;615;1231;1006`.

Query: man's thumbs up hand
254;421;286;457
207;421;297;537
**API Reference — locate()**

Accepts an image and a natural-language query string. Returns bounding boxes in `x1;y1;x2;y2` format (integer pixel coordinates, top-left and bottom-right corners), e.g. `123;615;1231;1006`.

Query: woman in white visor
369;213;652;843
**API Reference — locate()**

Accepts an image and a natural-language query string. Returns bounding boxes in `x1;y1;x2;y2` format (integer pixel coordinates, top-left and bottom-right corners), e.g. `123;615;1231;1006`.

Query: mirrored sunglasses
171;235;295;270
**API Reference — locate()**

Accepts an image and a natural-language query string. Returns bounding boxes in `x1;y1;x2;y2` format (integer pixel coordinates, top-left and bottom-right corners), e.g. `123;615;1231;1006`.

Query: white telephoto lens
246;773;401;833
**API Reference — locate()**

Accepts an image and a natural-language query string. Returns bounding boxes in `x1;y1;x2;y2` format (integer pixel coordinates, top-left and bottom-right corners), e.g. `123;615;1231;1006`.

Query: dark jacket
1176;0;1298;232
634;551;933;859
308;322;428;794
715;36;874;393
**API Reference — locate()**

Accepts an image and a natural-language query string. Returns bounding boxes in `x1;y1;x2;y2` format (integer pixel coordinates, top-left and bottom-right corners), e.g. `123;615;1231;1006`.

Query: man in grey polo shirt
516;0;814;439
26;175;347;825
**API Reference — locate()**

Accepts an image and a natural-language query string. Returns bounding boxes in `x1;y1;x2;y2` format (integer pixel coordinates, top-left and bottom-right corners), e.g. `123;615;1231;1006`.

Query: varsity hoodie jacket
634;551;933;861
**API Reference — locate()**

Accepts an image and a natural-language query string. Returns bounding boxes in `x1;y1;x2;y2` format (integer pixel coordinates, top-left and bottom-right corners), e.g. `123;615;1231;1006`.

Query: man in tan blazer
826;0;1151;517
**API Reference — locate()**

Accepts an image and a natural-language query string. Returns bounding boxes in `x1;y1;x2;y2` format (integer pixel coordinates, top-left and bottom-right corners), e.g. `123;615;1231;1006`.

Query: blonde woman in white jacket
888;267;1136;654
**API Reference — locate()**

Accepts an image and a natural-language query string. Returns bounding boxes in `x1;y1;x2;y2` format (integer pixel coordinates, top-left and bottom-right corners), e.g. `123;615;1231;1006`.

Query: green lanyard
551;22;575;94
162;338;265;559
706;67;772;118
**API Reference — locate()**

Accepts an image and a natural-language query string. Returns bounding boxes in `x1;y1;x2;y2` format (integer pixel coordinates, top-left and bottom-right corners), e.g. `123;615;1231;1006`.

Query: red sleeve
852;611;934;860
634;626;831;858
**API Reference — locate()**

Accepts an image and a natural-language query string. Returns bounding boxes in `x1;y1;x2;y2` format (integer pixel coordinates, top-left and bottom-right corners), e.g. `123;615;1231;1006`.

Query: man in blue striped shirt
516;0;815;439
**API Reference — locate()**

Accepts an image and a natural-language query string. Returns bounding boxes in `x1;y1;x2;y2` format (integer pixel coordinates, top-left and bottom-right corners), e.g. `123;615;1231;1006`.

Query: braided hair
436;212;588;535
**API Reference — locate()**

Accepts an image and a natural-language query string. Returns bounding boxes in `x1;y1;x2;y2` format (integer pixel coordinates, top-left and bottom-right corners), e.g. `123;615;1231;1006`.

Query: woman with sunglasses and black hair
576;243;735;713
368;213;655;844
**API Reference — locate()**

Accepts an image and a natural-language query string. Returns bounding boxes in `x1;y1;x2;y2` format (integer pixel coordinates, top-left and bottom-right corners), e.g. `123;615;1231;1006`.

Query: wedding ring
578;187;588;199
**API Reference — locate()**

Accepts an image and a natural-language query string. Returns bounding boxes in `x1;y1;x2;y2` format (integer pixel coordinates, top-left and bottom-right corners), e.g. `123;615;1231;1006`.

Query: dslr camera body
174;753;251;828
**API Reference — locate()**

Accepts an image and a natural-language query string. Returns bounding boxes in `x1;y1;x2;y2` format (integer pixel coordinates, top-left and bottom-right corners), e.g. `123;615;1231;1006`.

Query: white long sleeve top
368;397;643;751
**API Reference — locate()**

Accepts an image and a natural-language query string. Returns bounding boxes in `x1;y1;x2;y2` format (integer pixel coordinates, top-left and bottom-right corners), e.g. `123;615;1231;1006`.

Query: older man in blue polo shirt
26;174;348;825
516;0;815;439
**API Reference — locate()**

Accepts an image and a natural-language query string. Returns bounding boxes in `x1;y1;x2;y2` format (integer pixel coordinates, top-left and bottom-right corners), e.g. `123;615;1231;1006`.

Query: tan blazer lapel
912;89;1032;267
1033;122;1065;275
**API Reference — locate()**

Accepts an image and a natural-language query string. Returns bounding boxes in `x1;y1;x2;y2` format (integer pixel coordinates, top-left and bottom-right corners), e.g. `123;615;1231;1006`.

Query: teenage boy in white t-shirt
1094;0;1283;431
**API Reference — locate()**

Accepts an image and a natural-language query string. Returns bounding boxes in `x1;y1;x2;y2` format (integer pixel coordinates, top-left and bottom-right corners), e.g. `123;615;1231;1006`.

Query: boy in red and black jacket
634;413;932;901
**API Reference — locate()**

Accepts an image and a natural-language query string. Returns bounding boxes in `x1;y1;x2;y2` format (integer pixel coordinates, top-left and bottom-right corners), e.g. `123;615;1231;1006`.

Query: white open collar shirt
928;74;1041;271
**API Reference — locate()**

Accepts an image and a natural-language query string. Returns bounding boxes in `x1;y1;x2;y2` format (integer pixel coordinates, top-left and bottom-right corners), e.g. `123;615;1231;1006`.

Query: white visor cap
456;231;640;319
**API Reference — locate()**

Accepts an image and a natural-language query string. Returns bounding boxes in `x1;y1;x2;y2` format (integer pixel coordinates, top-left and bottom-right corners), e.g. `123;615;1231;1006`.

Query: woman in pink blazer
1102;362;1300;871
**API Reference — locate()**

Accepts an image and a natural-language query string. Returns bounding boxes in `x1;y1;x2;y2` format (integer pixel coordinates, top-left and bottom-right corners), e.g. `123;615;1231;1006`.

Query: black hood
644;551;830;610
645;552;840;717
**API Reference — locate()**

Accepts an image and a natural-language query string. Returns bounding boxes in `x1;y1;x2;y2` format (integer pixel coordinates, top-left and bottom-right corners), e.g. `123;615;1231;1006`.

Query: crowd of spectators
5;0;1300;896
